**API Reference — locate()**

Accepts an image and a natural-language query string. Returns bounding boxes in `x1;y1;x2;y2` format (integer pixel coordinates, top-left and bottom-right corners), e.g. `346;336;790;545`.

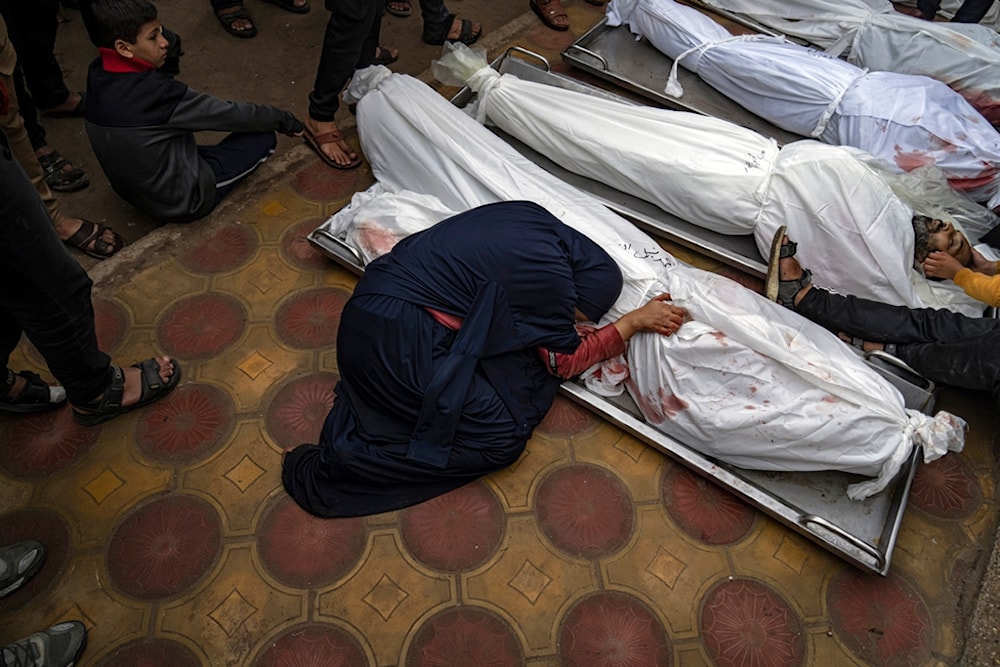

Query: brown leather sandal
530;0;569;31
303;127;362;170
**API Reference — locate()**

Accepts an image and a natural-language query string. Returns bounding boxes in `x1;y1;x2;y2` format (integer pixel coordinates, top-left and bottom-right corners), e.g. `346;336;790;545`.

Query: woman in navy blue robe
282;201;685;517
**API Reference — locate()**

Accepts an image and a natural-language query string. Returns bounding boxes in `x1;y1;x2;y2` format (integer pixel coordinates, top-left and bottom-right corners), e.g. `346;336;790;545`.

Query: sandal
386;0;411;17
37;149;90;193
838;333;898;356
72;358;181;426
0;370;67;414
261;0;311;13
215;4;258;38
40;91;86;118
529;0;569;31
303;126;362;170
422;13;482;45
64;220;126;260
372;46;399;66
764;225;811;308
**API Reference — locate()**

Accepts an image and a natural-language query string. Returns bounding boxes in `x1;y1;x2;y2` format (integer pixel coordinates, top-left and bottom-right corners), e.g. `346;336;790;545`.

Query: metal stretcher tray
308;219;936;576
562;18;802;146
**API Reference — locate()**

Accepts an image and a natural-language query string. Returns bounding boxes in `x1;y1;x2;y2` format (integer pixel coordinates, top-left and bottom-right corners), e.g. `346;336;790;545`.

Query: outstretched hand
615;293;688;341
923;250;965;280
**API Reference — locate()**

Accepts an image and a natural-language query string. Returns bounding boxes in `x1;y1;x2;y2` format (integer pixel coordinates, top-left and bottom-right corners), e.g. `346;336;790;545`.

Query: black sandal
385;0;411;17
372;46;399;66
73;358;181;426
422;13;481;46
261;0;311;14
215;4;258;38
765;225;812;308
64;220;125;260
37;149;90;193
0;369;67;414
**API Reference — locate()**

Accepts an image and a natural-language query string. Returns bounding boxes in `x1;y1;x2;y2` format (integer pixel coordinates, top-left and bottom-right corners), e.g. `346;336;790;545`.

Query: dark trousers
198;131;277;206
796;287;1000;402
918;0;995;22
309;0;381;121
0;130;112;405
0;0;69;110
417;0;449;35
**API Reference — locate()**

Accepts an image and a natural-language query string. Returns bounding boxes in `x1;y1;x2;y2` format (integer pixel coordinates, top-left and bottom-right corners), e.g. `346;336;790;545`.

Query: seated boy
84;0;304;222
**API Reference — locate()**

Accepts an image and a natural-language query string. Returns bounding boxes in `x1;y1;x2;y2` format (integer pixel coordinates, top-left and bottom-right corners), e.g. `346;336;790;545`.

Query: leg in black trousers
0;130;112;405
308;0;380;121
794;286;1000;401
952;0;995;22
0;0;70;110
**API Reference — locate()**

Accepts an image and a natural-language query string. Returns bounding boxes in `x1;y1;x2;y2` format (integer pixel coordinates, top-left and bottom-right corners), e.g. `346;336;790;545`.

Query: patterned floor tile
559;591;672;666
407;607;524;667
177;223;259;274
157;293;248;361
134;383;236;465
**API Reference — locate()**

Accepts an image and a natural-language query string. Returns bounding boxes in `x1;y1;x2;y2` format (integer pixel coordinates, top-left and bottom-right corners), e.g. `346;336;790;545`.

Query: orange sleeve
953;267;1000;308
537;323;626;379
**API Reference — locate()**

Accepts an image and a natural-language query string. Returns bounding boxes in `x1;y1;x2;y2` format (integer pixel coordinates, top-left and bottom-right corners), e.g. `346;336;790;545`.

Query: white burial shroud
431;43;985;316
328;66;966;500
687;0;1000;125
607;0;1000;210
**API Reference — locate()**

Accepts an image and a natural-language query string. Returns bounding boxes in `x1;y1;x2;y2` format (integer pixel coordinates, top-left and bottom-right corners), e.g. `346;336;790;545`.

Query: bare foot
54;217;121;258
305;117;358;167
41;91;84;115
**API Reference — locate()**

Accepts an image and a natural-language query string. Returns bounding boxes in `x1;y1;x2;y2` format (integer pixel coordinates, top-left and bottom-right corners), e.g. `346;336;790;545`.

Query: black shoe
0;540;46;597
1;621;87;667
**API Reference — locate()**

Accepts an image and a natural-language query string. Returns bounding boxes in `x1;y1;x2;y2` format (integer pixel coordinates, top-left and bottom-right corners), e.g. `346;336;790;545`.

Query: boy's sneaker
1;621;87;667
0;541;46;598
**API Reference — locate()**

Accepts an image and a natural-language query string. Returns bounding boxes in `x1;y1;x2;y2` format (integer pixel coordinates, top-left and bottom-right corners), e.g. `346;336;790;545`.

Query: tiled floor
2;3;999;666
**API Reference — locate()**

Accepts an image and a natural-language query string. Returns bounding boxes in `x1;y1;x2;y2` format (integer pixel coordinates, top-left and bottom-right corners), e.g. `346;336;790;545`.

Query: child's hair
89;0;159;49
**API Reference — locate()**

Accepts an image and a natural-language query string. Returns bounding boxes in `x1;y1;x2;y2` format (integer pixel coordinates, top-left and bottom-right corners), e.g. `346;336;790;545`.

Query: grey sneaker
1;621;87;667
0;541;46;598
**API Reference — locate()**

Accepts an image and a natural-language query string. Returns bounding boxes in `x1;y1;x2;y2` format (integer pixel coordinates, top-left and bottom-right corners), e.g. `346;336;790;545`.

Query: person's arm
923;249;1000;306
539;294;687;379
168;88;304;136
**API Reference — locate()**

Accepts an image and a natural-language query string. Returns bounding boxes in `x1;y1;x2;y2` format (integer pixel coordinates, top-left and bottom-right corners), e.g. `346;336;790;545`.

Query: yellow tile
161;545;307;666
317;531;453;665
487;434;576;512
603;506;729;636
804;630;860;666
180;421;283;535
573;429;669;502
212;247;323;321
465;516;597;655
114;260;208;326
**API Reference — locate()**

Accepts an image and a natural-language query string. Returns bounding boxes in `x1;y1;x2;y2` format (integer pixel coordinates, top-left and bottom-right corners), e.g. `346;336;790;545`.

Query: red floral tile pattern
258;496;367;587
281;218;334;270
135;383;235;464
178;224;257;274
158;294;246;360
93;639;201;667
559;591;671;666
661;464;755;545
407;607;523;667
828;570;932;665
701;578;804;667
0;408;99;478
536;395;600;437
292;159;366;201
264;373;338;448
910;455;981;519
93;298;129;353
401;482;504;572
274;288;349;349
0;509;70;611
535;464;634;558
252;624;368;666
107;494;222;599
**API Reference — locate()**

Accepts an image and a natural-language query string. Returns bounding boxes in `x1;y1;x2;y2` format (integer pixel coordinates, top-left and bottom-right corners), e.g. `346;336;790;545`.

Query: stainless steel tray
309;214;935;576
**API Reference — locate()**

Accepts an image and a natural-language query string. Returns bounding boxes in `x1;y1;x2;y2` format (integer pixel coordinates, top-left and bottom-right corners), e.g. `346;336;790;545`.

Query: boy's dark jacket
85;51;301;221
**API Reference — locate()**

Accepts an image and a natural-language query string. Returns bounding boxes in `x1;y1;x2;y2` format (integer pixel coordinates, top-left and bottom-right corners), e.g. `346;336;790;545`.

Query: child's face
119;20;168;68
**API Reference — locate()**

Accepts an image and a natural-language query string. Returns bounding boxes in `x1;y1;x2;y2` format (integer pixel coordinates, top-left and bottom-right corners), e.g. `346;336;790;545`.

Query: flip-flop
215;4;258;38
372;46;399;66
64;220;125;260
303;127;362;170
385;0;412;17
261;0;311;14
529;0;570;31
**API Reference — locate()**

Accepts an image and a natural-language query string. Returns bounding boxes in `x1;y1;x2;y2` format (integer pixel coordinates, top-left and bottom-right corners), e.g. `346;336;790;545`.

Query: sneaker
1;622;87;667
0;541;46;598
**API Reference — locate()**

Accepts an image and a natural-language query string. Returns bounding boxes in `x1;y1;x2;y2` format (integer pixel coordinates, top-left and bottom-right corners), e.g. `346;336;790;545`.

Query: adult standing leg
951;0;996;22
417;0;481;45
304;0;380;169
211;0;258;38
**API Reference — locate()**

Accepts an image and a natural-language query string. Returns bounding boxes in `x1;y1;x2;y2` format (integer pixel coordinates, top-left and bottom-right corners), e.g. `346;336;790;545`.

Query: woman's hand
923;250;965;280
614;293;688;341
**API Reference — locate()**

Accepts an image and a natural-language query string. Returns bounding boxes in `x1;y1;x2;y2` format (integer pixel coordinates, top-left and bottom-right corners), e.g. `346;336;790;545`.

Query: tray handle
801;514;885;571
504;46;551;72
563;44;610;72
